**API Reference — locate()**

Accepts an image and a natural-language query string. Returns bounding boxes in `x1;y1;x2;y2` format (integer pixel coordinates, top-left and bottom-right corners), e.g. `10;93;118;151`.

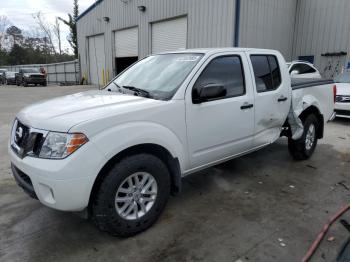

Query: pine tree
59;0;79;57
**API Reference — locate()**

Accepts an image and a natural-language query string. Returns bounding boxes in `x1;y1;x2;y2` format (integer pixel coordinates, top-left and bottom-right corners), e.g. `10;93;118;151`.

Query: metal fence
3;60;80;85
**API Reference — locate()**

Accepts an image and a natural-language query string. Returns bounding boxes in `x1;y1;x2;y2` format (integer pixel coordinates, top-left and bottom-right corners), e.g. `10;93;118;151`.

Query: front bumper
9;140;106;212
26;78;46;84
335;103;350;119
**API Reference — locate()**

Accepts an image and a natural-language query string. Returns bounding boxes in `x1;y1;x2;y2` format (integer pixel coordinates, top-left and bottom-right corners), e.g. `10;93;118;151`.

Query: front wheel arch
88;143;181;213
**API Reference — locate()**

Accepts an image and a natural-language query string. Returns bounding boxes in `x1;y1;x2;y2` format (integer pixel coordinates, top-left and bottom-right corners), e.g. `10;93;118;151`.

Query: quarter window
250;55;281;92
193;55;245;101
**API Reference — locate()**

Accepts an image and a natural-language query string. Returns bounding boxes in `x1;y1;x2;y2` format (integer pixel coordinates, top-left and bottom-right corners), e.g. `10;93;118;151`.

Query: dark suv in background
16;68;47;86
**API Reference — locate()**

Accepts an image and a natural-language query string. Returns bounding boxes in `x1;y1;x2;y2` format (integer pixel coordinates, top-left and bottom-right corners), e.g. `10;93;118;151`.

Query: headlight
39;132;88;159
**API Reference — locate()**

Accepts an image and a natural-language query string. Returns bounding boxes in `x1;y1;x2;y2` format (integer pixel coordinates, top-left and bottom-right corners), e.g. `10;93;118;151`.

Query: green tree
59;0;79;57
6;26;22;46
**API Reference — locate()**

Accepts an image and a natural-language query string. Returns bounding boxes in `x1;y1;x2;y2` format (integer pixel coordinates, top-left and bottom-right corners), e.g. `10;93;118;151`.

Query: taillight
333;85;337;103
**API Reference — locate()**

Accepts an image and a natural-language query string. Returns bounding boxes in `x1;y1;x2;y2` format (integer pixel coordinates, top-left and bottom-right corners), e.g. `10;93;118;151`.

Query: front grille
336;95;350;103
335;109;350;116
11;164;37;199
16;166;33;186
30;75;44;79
11;119;47;158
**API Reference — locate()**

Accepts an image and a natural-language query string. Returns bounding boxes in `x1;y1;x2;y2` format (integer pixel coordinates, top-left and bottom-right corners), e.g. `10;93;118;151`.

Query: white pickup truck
9;48;336;236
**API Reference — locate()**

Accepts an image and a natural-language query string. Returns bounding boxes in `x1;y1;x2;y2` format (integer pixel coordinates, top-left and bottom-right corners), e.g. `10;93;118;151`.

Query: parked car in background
9;48;335;237
287;61;322;79
334;71;350;118
16;68;47;87
0;69;7;85
5;71;17;85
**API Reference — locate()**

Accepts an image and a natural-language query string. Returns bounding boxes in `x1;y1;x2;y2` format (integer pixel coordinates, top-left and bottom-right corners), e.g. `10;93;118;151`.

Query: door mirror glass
290;70;299;76
193;83;226;104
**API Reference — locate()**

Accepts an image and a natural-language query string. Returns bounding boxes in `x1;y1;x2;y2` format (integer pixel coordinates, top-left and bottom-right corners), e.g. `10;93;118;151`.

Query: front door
185;53;255;168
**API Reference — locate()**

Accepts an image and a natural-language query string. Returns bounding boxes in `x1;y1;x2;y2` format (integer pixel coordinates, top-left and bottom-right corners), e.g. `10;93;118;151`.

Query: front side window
250;55;281;92
192;55;245;101
105;53;203;100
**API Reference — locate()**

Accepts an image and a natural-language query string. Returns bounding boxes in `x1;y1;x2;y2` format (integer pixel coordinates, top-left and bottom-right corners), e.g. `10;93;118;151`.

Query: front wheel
92;153;171;237
288;114;319;160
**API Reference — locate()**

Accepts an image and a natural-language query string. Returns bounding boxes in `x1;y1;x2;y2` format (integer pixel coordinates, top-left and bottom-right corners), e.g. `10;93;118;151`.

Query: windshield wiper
122;85;151;98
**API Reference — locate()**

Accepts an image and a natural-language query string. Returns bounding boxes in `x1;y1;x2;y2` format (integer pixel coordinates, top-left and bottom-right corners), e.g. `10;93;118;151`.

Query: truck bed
291;78;334;90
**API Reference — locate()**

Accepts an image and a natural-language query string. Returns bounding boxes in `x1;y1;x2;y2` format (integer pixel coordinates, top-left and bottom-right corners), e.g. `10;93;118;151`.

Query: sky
0;0;96;52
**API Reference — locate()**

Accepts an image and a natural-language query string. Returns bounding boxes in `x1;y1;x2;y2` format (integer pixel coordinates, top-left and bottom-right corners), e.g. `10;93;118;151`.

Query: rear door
248;52;290;147
185;52;255;168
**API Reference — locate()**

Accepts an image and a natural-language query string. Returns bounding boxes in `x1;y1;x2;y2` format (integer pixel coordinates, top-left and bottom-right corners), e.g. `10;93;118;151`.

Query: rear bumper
335;103;350;118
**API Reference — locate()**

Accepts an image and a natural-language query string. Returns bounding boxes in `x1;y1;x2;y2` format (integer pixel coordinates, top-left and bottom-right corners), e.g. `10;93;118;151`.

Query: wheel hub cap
115;172;158;220
305;124;316;150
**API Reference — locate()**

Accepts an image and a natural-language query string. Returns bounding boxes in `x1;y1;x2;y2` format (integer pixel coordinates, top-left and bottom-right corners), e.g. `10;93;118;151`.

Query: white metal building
77;0;350;85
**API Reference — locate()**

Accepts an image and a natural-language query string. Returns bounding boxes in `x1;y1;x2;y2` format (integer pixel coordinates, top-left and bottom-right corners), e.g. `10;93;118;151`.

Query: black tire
42;81;47;86
23;80;28;87
92;153;171;237
288;114;319;160
16;80;20;86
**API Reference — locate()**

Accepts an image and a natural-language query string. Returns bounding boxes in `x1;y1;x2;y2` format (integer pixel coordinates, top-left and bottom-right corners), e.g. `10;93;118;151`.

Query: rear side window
250;55;281;92
193;55;245;100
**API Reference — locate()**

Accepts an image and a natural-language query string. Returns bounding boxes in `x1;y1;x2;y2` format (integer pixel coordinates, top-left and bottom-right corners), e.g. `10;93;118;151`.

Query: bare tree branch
53;18;62;55
0;15;11;50
33;11;57;56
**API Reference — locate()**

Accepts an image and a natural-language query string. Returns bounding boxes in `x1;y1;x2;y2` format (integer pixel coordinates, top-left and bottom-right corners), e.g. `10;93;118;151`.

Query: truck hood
336;83;350;96
17;90;158;132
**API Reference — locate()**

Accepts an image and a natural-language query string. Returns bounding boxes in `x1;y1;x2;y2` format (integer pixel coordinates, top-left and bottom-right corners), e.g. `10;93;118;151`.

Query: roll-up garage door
88;34;105;85
151;17;187;53
114;27;139;74
115;27;138;57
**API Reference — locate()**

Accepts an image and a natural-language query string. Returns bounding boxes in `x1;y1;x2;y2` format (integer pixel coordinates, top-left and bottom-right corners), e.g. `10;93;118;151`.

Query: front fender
89;121;188;173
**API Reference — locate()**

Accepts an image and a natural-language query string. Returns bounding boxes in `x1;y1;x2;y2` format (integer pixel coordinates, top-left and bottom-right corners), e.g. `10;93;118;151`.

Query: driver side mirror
193;83;226;104
290;70;300;76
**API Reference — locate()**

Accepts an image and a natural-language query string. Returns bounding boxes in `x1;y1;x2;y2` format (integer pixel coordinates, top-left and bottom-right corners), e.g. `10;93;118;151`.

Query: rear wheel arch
299;105;324;139
88;143;182;211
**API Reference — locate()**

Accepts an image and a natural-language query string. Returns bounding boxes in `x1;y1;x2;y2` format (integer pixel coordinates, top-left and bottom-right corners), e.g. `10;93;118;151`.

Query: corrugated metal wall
4;60;79;84
77;0;235;84
239;0;297;60
292;0;350;78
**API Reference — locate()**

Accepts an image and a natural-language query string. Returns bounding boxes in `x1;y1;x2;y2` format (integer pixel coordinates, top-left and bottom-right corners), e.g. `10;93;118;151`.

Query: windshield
22;68;39;73
105;53;204;100
335;72;350;83
6;71;15;77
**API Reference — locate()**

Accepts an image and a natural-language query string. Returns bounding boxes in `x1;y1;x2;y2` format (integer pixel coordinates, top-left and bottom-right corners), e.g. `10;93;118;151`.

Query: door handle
278;96;288;102
240;103;254;110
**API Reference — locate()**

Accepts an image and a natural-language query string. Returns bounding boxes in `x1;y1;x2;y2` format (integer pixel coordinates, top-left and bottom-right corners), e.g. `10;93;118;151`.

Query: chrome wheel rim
305;124;316;150
115;172;158;220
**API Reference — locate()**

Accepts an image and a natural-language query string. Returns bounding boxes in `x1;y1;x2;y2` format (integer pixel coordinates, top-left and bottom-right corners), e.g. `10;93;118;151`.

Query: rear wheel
92;153;171;237
288;114;319;160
